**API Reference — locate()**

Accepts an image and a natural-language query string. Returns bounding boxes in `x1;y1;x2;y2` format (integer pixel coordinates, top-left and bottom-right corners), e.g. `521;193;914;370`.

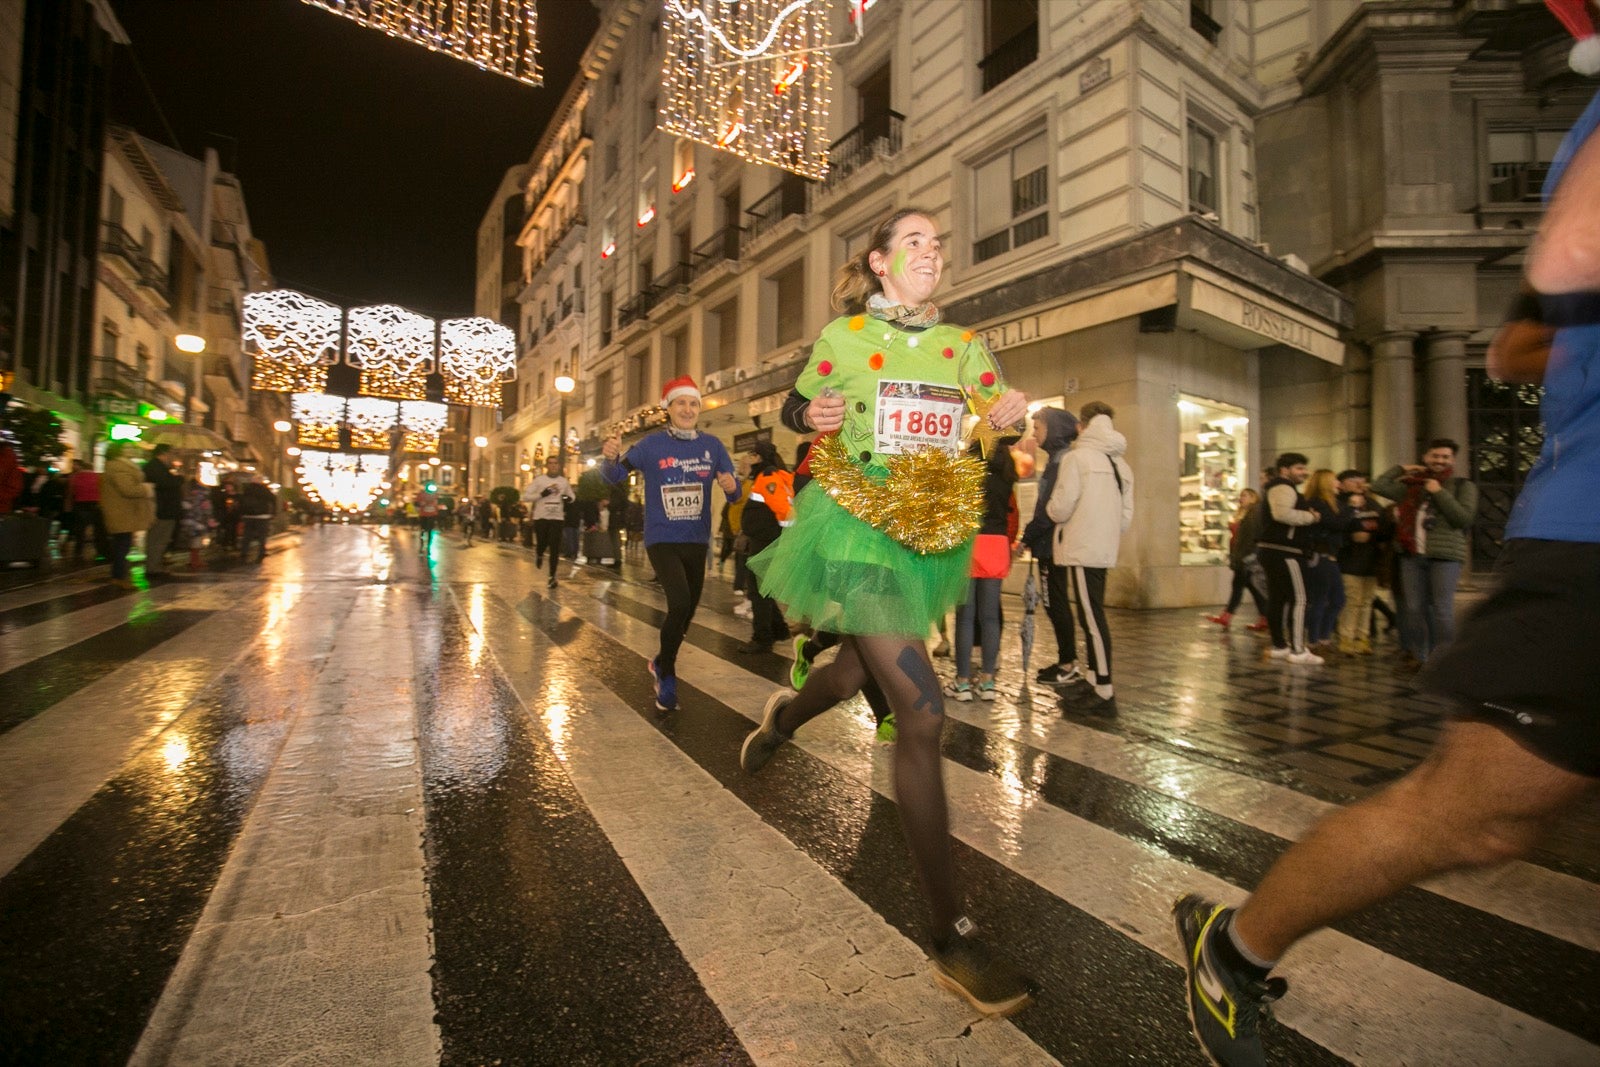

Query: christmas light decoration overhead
301;0;542;86
438;317;516;407
296;450;389;512
244;289;341;393
292;392;347;449
660;0;863;179
346;395;401;451
398;400;448;453
345;304;436;400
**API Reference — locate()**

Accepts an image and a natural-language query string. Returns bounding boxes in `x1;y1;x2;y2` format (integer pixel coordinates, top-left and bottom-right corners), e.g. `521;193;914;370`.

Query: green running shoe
875;713;897;743
790;634;811;691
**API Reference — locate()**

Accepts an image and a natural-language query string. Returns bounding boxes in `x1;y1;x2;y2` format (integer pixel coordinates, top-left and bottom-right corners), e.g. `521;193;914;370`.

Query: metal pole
557;396;568;481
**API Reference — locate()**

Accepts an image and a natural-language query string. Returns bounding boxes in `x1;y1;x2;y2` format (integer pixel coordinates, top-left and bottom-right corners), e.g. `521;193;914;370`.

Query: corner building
554;0;1575;607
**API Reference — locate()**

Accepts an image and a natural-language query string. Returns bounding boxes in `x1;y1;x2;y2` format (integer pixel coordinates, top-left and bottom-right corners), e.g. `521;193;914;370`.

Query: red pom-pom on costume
980;371;997;387
818;360;833;376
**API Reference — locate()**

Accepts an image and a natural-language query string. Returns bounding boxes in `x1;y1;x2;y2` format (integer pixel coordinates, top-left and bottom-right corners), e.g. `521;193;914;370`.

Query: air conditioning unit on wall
702;369;727;393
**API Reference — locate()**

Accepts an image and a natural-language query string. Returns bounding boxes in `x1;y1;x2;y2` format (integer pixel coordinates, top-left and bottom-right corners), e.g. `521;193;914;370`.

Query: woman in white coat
1046;400;1134;713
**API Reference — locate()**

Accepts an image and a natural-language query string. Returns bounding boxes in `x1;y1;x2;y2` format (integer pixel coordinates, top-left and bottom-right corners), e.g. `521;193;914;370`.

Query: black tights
804;630;890;724
775;634;959;939
646;541;707;677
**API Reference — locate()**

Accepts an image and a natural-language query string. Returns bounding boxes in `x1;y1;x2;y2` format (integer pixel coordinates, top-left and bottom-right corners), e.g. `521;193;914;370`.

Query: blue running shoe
656;673;678;712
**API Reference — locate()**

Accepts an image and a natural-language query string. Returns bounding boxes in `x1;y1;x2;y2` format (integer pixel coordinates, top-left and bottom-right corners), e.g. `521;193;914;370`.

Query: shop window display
1179;395;1248;566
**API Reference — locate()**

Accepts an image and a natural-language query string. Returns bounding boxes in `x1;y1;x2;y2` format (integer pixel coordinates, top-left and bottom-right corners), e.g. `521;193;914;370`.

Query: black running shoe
1173;894;1288;1067
740;690;793;773
929;918;1033;1017
1036;662;1085;687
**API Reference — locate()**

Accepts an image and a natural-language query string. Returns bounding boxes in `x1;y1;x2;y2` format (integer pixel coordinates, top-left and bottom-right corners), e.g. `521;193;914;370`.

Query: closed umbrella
1019;560;1039;689
147;423;232;453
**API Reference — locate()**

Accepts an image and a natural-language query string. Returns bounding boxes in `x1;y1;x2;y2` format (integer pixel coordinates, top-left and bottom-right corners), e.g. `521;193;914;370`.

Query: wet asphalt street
0;523;1596;1066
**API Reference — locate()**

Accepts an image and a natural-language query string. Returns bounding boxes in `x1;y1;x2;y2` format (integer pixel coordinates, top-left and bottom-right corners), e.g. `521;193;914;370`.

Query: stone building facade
494;0;1583;605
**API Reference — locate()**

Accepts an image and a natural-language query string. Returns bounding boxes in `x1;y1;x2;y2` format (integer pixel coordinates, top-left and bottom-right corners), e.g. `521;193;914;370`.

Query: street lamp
472;434;489;495
554;374;575;480
271;419;292;486
174;333;206;424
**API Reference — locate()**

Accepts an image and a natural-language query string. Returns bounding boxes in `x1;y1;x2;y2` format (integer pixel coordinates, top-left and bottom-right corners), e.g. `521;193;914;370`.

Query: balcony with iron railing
743;179;811;252
617;291;653;331
691;226;743;282
646;262;694;317
101;223;144;280
560;289;585;320
138;258;170;308
817;111;904;194
979;22;1038;94
1487;161;1551;203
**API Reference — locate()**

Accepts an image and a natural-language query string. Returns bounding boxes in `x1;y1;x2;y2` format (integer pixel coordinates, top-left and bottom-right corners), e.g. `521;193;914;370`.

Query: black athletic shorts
1421;539;1600;778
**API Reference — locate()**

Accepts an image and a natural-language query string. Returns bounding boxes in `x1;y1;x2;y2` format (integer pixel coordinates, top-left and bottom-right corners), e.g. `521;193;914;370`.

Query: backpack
752;468;795;524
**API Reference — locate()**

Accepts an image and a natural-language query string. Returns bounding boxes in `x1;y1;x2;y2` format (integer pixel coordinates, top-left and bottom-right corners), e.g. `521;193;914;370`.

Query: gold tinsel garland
809;432;985;555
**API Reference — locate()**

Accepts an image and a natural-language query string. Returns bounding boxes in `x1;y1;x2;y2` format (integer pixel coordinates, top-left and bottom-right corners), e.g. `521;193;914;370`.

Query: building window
979;0;1038;94
1486;125;1567;202
626;350;649;408
638;168;657;227
1178;395;1248;566
106;187;124;227
643;96;658;141
594;368;614;422
600;288;614;347
767;259;806;349
1189;0;1222;45
1187;120;1220;214
605;141;619;178
708;298;738;373
101;320;118;362
135;342;151;380
973;130;1048;264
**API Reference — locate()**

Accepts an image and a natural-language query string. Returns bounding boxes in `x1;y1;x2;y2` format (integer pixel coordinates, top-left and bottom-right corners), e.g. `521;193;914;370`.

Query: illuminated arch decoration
301;0;542;87
245;289;342;393
296;450;389;512
438;317;516;407
660;0;861;179
399;400;448;453
291;392;347;449
346;395;401;451
344;304;436;400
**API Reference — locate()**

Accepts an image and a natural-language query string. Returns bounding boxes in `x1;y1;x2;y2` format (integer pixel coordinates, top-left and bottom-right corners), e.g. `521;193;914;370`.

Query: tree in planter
0;403;66;468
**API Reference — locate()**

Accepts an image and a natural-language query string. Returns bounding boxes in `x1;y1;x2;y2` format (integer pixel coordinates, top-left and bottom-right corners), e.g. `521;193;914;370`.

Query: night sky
108;0;602;319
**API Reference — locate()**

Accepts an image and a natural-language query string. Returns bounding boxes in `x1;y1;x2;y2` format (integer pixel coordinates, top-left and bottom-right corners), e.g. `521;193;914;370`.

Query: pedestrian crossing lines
0;527;1595;1065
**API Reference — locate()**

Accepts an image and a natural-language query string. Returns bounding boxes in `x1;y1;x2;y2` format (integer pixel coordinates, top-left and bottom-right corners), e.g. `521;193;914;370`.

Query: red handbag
971;533;1012;579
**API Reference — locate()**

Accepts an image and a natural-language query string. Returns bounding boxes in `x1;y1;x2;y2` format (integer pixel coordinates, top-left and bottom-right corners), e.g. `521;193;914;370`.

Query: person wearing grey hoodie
1020;407;1082;687
1047;401;1134;714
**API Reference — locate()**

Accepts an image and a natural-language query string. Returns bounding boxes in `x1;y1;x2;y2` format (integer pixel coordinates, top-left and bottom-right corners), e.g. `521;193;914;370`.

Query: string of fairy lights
300;0;542;86
660;0;866;179
245;288;513;511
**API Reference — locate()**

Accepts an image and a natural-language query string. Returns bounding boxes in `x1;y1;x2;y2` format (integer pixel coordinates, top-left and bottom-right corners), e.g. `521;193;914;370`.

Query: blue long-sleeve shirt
601;430;739;546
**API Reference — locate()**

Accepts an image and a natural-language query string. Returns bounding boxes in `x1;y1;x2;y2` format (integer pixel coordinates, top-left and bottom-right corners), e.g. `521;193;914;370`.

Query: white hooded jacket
1046;414;1134;568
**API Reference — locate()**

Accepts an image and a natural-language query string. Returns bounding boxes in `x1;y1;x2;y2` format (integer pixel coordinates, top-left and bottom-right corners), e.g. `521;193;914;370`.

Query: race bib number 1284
660;482;704;522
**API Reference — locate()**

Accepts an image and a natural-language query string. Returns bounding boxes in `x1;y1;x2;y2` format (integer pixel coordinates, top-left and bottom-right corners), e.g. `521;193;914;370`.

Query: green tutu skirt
748;480;973;638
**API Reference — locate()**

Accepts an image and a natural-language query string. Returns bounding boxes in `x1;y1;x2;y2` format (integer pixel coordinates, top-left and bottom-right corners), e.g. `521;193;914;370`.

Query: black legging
534;518;563;580
773;633;960;939
1039;561;1077;666
800;630;891;724
1069;566;1113;686
646;541;708;677
1224;565;1267;616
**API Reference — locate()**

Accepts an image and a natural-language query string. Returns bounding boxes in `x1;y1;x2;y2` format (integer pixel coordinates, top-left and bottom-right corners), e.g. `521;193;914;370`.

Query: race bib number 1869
875;380;965;456
660;482;704;522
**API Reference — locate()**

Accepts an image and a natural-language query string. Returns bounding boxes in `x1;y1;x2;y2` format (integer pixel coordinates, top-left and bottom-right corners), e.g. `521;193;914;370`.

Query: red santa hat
660;375;701;408
1547;0;1600;76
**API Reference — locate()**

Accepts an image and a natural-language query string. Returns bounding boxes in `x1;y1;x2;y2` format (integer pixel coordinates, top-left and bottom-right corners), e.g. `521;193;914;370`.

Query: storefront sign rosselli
1180;272;1344;365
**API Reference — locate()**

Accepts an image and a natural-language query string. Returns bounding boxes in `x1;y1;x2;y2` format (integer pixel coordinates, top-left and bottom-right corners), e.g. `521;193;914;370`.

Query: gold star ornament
963;388;1015;458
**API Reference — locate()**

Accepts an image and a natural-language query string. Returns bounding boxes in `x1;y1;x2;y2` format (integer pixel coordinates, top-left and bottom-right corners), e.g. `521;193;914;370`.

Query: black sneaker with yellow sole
1172;894;1288;1067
